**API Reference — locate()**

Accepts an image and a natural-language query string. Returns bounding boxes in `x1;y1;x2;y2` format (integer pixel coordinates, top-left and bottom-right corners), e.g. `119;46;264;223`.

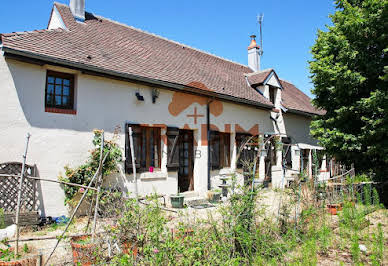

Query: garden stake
128;126;138;199
44;142;109;266
92;132;104;242
14;133;31;257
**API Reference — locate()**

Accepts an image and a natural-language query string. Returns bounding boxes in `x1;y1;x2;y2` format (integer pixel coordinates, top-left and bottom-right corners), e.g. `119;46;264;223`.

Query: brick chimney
248;35;260;72
70;0;85;22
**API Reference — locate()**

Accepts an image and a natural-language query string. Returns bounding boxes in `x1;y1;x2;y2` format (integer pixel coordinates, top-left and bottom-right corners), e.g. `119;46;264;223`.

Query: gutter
2;47;274;111
285;108;321;118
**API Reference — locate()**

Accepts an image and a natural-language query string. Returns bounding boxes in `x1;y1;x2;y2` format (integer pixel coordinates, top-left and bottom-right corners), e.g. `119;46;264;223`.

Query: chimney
70;0;85;22
248;35;260;72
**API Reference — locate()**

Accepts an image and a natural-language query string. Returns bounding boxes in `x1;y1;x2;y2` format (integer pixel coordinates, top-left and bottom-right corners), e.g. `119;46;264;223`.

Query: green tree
309;0;388;183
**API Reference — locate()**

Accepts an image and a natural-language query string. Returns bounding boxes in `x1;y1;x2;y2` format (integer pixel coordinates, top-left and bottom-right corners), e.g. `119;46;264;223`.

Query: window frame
45;71;75;111
125;124;161;173
282;137;292;168
210;131;230;170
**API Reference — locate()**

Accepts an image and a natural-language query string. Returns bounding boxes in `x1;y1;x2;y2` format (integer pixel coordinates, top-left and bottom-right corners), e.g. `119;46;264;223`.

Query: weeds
84;174;385;265
370;223;384;266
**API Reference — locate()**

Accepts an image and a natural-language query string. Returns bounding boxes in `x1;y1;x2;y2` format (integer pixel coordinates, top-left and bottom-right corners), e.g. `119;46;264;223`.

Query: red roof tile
246;69;273;87
281;80;325;115
1;3;322;116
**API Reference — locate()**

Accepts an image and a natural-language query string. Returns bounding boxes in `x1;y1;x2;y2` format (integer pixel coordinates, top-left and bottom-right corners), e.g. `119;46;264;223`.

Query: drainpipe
207;98;214;191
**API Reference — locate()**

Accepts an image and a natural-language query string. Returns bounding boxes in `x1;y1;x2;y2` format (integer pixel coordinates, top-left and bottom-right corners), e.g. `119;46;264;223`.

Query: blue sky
0;0;335;97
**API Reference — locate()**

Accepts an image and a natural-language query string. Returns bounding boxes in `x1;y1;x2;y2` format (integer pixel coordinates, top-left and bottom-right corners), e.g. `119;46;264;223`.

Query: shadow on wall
7;60;152;134
34;167;46;217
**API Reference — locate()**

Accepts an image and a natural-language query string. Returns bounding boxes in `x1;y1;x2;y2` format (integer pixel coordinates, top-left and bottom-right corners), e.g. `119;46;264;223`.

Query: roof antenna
257;13;264;56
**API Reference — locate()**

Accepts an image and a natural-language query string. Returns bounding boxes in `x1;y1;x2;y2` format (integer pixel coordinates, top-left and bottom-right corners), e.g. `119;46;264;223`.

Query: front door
178;130;194;192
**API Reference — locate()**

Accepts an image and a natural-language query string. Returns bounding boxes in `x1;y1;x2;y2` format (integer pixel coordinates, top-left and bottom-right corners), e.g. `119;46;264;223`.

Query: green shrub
59;129;122;204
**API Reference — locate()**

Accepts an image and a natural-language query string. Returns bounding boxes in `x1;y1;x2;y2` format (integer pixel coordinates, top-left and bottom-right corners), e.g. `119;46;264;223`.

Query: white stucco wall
0;56;276;216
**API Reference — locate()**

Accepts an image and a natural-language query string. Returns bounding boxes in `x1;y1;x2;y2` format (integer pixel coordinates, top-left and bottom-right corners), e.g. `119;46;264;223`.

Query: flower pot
207;191;221;203
170;195;184;208
122;242;138;257
0;257;37;266
327;204;342;215
70;235;96;266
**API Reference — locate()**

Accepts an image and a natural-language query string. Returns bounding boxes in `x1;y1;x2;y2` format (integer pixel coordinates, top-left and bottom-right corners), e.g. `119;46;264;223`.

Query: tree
309;0;388;182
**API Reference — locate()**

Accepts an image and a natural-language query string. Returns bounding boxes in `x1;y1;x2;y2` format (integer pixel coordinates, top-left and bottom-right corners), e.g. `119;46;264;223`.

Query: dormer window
269;86;276;104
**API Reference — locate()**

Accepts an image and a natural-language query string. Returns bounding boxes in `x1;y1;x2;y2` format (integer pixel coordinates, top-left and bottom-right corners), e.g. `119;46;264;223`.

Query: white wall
0;56;275;216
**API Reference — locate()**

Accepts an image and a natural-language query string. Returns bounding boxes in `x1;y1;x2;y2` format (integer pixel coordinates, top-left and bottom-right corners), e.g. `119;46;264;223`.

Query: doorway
178;130;194;192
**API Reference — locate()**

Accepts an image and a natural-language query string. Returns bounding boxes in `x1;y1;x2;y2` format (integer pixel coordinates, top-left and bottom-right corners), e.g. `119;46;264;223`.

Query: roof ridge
244;68;273;76
88;14;250;69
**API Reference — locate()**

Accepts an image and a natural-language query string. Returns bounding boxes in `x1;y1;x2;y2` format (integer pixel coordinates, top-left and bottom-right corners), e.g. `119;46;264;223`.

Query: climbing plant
59;129;122;204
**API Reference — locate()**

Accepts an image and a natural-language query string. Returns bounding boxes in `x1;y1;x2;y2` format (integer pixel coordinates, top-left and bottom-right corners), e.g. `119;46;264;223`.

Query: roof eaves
285;108;321;117
2;46;273;110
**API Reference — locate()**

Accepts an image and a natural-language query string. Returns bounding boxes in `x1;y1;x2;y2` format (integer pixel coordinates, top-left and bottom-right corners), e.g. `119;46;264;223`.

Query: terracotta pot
0;257;37;266
327;204;342;215
70;235;96;266
122;242;138;257
328;206;337;215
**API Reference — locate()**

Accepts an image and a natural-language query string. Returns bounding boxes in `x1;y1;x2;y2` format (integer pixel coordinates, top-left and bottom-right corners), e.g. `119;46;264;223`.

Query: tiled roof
246;69;273;87
0;2;322;116
281;80;325;115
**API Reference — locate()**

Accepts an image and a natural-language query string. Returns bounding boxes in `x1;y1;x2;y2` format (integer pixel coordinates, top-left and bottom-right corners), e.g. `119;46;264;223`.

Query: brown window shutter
210;131;220;169
167;127;179;168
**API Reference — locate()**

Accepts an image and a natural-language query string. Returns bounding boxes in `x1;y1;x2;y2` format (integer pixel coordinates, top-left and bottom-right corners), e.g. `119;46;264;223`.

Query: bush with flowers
59;129;122;205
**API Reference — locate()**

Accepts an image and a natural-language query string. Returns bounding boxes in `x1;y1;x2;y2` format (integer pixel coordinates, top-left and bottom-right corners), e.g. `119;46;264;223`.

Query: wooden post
15;133;31;257
128;127;138;199
92;132;104;242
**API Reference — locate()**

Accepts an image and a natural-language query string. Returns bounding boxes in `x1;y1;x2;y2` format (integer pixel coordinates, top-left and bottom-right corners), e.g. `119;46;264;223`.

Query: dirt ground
6;189;388;265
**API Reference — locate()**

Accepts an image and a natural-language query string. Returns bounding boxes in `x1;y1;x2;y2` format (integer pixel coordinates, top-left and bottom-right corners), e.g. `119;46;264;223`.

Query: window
282;137;292;168
210;131;230;169
269;86;276;104
166;127;179;169
45;71;75;111
235;133;255;169
125;124;161;173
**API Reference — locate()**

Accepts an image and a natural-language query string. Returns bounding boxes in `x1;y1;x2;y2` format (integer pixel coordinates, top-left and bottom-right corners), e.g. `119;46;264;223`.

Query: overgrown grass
92;181;385;265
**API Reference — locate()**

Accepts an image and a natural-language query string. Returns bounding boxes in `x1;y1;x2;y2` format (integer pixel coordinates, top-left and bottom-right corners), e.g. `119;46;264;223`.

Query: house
0;0;328;216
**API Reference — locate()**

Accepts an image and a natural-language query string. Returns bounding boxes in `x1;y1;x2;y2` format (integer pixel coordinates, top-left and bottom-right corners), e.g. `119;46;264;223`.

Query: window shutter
125;123;141;173
210;131;220;169
167;127;179;168
282;137;292;168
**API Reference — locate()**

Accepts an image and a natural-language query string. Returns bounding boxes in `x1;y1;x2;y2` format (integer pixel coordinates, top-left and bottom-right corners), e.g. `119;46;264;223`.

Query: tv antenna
257;13;264;56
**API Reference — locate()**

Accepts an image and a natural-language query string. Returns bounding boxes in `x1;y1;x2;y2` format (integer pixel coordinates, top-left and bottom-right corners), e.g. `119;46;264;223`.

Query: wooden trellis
0;162;39;225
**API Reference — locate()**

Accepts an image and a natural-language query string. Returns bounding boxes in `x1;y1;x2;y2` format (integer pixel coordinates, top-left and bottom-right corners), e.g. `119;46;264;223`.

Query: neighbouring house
0;0;329;216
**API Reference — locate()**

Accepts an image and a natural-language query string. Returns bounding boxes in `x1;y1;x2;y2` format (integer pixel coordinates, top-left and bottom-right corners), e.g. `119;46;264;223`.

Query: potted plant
207;189;221;203
170;190;184;208
70;235;96;265
0;244;37;266
326;203;343;215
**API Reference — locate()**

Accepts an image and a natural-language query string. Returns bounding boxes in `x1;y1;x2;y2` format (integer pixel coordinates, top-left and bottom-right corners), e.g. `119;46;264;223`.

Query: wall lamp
135;92;144;101
151;88;159;103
